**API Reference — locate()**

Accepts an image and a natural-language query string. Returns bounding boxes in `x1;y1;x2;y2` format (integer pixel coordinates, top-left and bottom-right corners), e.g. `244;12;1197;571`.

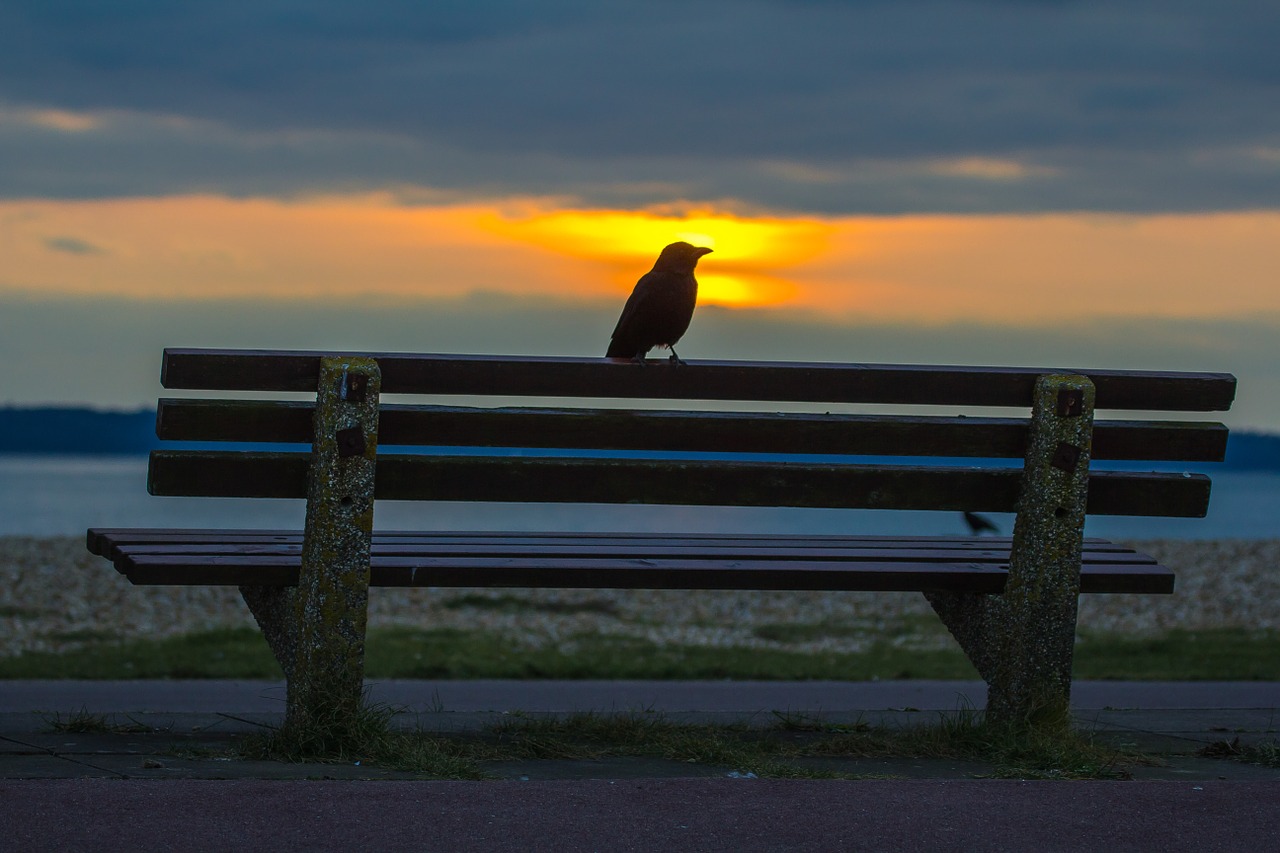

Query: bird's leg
667;347;685;365
631;351;647;366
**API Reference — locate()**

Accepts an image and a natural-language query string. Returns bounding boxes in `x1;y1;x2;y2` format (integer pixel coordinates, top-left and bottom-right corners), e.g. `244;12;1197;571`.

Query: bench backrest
149;349;1235;519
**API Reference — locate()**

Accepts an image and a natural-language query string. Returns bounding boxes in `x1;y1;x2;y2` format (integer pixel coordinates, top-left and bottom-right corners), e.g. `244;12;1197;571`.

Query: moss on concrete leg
284;356;381;734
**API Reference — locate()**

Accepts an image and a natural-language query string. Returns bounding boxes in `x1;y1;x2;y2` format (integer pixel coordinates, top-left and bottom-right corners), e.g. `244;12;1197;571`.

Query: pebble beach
2;536;1277;660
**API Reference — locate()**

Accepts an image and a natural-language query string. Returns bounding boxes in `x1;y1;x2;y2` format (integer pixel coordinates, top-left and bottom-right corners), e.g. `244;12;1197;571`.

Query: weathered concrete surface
4;778;1278;853
238;585;298;680
288;356;381;733
930;374;1096;728
2;680;1277;783
5;678;1277;724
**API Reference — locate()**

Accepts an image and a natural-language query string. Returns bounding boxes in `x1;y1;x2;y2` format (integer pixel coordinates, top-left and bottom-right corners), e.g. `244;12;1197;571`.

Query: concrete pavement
0;679;1276;781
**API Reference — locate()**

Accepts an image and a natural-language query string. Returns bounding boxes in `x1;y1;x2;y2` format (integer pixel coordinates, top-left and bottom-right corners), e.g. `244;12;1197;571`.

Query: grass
229;702;1140;780
237;698;489;781
4;625;1279;681
0;627;283;679
1200;738;1280;768
369;626;982;680
1072;629;1280;680
40;706;160;734
442;593;619;616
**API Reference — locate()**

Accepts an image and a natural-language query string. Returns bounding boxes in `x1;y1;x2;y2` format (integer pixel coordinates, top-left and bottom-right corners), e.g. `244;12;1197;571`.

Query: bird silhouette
606;241;712;364
963;511;1000;536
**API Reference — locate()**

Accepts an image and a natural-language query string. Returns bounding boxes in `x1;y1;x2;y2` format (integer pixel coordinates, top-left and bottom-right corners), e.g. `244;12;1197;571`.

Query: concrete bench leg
240;356;381;735
927;374;1095;729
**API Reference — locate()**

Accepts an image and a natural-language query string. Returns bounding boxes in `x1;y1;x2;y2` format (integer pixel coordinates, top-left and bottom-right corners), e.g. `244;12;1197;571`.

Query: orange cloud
792;212;1280;323
472;206;832;306
0;105;103;132
1;194;566;302
3;194;1279;327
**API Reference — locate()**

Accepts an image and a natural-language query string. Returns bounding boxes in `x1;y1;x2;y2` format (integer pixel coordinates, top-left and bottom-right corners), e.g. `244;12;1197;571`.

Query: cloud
0;105;101;132
923;158;1059;181
6;195;1279;323
0;1;1277;213
42;235;106;255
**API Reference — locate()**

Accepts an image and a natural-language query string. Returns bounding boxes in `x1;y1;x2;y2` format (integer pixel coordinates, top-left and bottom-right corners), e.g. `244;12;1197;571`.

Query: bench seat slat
155;399;1230;463
114;554;1171;594
87;529;1135;559
146;451;1213;517
86;528;1123;546
160;349;1237;411
113;542;1158;565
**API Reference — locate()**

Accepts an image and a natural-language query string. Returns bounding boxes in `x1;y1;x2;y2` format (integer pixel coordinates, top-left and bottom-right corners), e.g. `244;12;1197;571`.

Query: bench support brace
927;374;1095;729
240;356;382;736
239;585;299;681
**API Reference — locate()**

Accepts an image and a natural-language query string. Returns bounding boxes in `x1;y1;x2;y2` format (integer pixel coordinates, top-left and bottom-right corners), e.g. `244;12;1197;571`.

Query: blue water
1;455;1276;539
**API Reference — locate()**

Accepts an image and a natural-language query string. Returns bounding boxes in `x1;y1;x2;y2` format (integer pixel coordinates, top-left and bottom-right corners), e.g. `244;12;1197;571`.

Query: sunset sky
2;2;1278;429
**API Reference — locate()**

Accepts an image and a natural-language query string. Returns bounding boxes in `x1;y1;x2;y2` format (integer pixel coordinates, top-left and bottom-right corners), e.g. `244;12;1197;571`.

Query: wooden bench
87;348;1235;732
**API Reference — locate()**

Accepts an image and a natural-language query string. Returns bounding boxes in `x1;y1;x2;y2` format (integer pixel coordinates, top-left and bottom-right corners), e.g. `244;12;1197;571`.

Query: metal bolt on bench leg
285;356;381;735
927;373;1095;730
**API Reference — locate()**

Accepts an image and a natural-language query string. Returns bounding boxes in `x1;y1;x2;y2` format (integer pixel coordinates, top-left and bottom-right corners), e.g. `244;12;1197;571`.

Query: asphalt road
4;778;1277;852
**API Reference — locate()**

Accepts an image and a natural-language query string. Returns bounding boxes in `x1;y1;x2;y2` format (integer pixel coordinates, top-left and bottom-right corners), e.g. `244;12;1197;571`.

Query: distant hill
1224;430;1280;471
2;406;1280;471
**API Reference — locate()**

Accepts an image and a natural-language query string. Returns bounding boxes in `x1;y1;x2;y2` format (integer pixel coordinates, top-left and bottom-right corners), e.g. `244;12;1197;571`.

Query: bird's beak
696;247;713;256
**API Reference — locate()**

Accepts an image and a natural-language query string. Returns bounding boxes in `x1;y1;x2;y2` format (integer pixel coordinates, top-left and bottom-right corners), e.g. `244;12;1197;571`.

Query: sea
3;454;1277;540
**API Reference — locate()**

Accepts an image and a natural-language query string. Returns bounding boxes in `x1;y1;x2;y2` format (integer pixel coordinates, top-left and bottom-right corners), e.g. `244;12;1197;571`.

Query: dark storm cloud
1;0;1277;212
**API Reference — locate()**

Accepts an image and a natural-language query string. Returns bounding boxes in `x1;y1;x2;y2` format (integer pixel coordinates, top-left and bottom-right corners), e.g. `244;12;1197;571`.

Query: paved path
3;679;1277;745
2;679;1277;780
6;678;1279;715
4;778;1278;852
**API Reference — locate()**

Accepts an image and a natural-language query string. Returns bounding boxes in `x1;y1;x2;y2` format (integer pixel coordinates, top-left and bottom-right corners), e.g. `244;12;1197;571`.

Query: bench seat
88;528;1172;593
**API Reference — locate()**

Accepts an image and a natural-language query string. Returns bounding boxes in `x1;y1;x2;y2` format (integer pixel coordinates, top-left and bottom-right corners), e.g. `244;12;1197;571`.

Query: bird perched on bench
963;511;1000;536
606;241;712;364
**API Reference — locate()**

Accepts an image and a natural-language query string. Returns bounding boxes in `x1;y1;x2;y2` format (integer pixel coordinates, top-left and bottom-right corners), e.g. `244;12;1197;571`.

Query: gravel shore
2;536;1277;659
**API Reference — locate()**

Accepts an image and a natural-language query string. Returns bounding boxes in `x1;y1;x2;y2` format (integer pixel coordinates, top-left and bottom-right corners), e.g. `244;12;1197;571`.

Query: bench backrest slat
156;399;1230;462
150;349;1234;523
160;349;1237;411
147;451;1212;517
